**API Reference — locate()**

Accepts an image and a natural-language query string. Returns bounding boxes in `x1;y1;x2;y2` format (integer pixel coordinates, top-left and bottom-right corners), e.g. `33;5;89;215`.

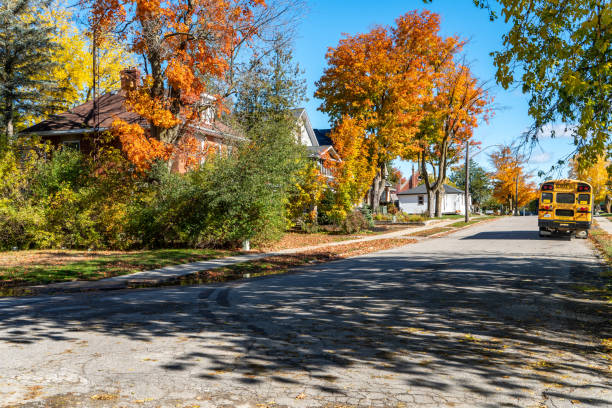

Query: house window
418;195;424;205
62;140;80;151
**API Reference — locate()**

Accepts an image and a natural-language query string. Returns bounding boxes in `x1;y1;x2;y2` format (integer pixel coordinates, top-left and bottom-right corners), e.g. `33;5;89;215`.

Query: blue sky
291;0;578;180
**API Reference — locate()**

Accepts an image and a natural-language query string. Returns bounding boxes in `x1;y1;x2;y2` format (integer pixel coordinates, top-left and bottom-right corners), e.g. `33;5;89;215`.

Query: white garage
398;184;466;215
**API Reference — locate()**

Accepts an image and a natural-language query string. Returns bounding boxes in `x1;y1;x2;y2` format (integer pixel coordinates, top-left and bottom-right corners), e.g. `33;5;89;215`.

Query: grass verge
407;227;453;237
4;238;416;296
0;248;240;289
586;227;612;302
255;225;415;252
191;238;415;285
449;216;495;228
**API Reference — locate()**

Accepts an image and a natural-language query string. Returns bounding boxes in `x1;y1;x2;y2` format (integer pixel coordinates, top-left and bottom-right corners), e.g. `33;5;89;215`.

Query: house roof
313;129;332;146
21;90;146;134
20;90;243;141
397;183;464;195
307;145;340;161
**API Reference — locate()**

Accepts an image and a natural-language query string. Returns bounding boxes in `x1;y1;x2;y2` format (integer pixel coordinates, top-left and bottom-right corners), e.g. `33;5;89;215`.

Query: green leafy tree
425;0;611;166
449;159;491;211
234;34;307;131
0;0;62;148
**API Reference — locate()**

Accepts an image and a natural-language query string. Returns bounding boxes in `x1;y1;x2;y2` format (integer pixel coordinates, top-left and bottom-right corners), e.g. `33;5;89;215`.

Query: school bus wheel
575;230;588;239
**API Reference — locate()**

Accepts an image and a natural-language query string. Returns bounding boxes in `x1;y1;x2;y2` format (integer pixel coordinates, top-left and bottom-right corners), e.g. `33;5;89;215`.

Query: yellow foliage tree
22;3;134;126
286;162;327;227
490;146;538;213
569;155;611;204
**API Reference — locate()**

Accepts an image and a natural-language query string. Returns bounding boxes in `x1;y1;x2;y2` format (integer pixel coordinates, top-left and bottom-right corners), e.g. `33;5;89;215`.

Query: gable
292;108;319;147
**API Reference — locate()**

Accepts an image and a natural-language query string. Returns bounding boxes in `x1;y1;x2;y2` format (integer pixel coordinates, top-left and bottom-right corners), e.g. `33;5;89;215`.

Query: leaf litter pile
128;238;415;289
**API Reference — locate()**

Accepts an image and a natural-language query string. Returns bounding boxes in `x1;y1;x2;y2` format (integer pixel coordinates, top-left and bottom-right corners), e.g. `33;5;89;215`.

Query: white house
398;184;467;215
291;108;340;178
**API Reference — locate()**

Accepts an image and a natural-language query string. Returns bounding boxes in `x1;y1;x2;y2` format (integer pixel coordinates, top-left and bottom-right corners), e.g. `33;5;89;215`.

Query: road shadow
461;230;574;241
0;250;610;406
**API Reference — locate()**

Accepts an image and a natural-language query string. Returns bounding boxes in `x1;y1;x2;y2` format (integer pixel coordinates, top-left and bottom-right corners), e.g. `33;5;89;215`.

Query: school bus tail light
577;207;589;213
577;184;591;192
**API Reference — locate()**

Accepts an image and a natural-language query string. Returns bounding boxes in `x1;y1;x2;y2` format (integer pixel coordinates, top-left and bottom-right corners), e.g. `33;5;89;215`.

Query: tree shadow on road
0;248;610;406
462;230;573;241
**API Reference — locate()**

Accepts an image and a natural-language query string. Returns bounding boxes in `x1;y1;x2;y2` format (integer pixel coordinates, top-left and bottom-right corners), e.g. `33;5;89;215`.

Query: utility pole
514;172;519;216
464;140;470;223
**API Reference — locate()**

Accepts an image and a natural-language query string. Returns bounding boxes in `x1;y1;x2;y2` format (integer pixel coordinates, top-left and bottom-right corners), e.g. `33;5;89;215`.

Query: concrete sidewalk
105;218;459;283
595;215;612;234
28;219;461;293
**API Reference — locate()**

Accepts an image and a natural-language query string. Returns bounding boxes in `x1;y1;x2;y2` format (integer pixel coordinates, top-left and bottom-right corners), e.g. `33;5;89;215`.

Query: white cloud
529;152;552;164
536;123;574;139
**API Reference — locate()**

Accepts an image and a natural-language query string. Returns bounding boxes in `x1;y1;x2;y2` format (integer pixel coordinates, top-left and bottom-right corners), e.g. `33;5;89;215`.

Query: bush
359;205;374;227
341;209;370;234
0;201;43;250
0;116;306;250
396;213;427;223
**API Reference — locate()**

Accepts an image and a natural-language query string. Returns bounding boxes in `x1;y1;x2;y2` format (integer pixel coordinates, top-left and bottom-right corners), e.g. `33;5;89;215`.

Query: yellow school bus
538;179;593;238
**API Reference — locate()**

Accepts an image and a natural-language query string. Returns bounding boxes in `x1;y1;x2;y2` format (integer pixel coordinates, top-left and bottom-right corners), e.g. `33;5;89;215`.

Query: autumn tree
439;0;611;168
17;3;136;127
316;11;461;213
0;0;62;148
388;167;406;187
324;116;376;221
83;0;306;169
490;146;538;214
569;155;612;212
416;62;491;217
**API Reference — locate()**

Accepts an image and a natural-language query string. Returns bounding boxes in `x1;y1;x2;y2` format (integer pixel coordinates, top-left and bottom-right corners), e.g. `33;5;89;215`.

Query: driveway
0;216;610;407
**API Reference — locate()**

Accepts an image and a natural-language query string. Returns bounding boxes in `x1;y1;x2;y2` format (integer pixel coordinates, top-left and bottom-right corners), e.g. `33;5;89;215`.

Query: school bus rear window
578;194;590;203
556;193;574;204
542;192;553;201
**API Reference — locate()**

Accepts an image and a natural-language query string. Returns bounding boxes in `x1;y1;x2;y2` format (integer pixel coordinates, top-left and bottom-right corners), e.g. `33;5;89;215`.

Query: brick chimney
120;67;140;91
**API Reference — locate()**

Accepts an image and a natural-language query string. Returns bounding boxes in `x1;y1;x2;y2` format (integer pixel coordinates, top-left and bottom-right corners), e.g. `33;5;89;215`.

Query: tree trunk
605;194;611;213
426;189;435;217
369;165;386;213
435;189;444;218
6;116;13;143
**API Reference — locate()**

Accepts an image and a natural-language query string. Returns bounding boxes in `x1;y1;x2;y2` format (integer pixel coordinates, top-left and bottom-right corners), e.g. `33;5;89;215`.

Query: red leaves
111;119;172;171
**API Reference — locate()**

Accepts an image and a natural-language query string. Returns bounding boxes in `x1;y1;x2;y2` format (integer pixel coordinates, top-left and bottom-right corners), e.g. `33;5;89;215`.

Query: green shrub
0;201;43;250
359;205;374;227
396;213;427;223
341;209;370;234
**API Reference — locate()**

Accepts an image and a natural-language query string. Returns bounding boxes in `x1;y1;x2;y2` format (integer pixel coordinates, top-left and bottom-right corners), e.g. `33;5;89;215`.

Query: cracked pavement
0;216;610;407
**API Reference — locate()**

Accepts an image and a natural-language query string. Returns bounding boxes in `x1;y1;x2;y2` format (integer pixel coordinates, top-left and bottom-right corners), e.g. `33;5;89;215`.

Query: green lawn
407;227;453;237
0;248;239;288
448;220;482;228
449;216;495;228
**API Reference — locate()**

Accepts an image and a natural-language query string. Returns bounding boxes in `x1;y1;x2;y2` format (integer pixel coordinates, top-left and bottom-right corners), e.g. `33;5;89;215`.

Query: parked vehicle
538;179;593;238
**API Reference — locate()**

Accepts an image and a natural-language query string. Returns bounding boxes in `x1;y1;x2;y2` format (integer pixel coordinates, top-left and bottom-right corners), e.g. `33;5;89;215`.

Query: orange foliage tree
84;0;267;170
416;62;492;217
489;146;538;213
315;10;461;212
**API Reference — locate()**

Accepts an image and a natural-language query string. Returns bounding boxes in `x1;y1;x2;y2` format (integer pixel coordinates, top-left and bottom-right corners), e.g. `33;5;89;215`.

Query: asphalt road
0;216;610;408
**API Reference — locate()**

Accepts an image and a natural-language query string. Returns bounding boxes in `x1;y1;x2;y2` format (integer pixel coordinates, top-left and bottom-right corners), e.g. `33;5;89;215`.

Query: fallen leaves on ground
90;393;119;400
407;227;453;237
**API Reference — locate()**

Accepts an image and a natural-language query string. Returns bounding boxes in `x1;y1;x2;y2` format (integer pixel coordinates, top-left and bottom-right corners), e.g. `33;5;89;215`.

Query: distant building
20;68;245;172
290;111;340;179
398;183;466;215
